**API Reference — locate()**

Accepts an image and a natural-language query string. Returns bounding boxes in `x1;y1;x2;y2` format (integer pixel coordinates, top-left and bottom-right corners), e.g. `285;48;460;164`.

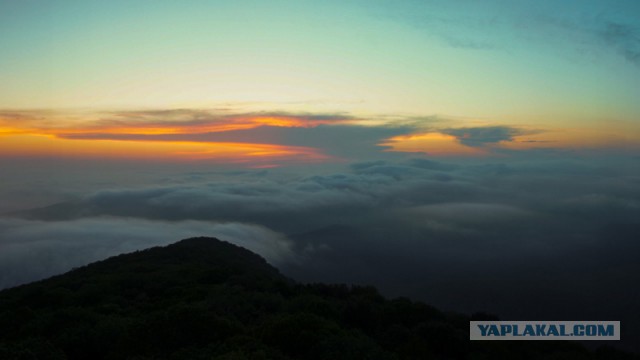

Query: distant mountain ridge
0;237;636;359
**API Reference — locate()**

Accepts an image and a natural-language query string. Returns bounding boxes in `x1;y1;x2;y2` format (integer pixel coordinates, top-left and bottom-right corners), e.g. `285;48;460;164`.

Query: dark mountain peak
68;236;284;283
155;236;276;267
168;236;256;255
0;237;284;305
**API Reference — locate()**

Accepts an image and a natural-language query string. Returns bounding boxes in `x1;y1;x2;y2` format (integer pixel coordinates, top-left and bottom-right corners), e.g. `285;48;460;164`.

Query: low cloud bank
2;155;640;350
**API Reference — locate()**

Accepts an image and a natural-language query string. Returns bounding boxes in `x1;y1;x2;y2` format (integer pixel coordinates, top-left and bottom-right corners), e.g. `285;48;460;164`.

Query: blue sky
1;0;639;124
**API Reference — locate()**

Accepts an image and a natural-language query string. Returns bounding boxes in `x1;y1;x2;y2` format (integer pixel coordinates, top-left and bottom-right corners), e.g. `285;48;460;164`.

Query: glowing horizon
1;108;637;165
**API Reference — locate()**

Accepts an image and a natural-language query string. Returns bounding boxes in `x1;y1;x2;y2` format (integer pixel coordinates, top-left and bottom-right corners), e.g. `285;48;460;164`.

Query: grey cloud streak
442;126;529;147
94;110;357;129
599;21;640;65
58;124;416;159
363;0;640;67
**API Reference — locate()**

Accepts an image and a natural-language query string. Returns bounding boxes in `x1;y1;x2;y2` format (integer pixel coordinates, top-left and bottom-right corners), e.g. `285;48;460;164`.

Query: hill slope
0;237;635;359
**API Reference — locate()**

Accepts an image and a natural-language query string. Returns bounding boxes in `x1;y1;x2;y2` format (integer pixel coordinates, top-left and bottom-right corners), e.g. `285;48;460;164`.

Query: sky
1;0;640;164
1;0;640;351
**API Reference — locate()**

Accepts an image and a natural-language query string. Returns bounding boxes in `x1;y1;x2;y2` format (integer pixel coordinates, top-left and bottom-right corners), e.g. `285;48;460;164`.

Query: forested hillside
0;237;635;360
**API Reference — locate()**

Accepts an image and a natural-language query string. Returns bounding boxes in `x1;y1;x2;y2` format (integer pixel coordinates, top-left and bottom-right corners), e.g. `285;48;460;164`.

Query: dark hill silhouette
0;237;636;359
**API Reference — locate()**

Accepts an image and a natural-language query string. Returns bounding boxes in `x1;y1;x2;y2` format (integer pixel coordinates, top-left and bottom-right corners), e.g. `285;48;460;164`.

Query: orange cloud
1;110;349;136
0;134;329;164
380;132;487;156
0;110;341;164
499;127;638;150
